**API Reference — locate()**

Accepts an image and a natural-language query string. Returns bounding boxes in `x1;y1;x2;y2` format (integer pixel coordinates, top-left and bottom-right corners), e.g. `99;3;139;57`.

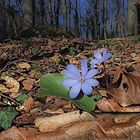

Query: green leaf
16;93;28;104
36;73;96;112
93;95;103;101
0;107;19;130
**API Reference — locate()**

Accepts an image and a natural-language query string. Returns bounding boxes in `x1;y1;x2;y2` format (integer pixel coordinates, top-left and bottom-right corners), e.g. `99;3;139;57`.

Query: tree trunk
39;0;45;25
23;0;34;29
68;0;72;30
92;0;99;39
61;0;68;31
73;0;80;37
102;0;107;39
54;0;60;27
128;0;137;35
48;0;54;25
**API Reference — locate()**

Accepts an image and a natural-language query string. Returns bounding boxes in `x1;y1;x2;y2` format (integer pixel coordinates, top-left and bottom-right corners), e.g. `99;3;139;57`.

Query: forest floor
0;36;140;140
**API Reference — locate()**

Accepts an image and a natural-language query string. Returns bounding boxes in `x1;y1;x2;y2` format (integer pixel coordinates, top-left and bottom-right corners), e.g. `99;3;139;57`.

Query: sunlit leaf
36;73;96;112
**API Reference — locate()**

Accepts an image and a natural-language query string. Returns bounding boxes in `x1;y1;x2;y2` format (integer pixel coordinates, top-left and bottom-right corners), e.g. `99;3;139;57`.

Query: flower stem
103;62;109;88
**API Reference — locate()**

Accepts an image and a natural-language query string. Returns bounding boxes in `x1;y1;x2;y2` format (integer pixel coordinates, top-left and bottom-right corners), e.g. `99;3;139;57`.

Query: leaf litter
0;36;140;139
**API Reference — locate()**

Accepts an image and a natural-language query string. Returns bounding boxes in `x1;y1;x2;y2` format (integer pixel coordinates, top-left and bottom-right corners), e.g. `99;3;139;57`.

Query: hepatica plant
37;49;111;112
90;49;111;68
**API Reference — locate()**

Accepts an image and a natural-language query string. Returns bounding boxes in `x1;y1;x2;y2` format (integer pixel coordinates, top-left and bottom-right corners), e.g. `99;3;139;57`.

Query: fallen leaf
97;98;121;112
108;71;140;107
0;127;39;140
51;53;62;62
35;111;94;132
97;98;140;112
44;108;64;114
29;70;41;79
112;68;123;83
23;96;34;112
0;84;9;93
98;89;107;97
17;62;31;69
15;113;35;126
0;76;20;96
114;115;134;123
17;76;25;81
22;79;34;91
0;107;19;130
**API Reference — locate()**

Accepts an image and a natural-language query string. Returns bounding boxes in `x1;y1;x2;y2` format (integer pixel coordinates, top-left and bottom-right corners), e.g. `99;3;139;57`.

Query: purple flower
90;49;111;68
62;59;99;99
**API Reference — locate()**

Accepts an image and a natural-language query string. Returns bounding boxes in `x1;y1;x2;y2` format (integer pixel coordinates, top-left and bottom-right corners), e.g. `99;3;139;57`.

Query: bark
23;0;34;29
54;0;60;27
73;0;80;37
68;0;72;30
102;0;107;39
48;0;54;25
128;0;137;35
61;0;68;31
39;0;45;25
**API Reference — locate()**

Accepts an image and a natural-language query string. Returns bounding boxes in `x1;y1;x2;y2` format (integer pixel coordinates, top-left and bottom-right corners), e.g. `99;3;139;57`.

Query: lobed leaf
0;107;19;130
36;73;96;112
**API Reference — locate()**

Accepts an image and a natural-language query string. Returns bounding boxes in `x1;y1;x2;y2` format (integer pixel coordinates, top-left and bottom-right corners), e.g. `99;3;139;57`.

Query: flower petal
82;82;93;95
90;59;100;68
103;50;111;61
84;79;99;87
94;51;102;60
81;59;88;78
62;79;78;88
63;70;79;80
69;83;81;99
66;64;80;77
85;69;99;79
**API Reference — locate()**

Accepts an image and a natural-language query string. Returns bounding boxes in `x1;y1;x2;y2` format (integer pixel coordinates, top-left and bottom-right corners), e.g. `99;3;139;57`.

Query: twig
0;92;21;106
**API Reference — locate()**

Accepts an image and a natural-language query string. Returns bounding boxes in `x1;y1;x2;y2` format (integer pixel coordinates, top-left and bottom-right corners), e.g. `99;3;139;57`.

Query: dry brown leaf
1;113;140;140
44;108;64;114
22;79;34;91
17;62;31;69
51;53;62;62
97;98;140;112
23;96;34;112
0;76;20;96
108;71;140;107
54;98;68;108
0;127;39;140
112;68;123;83
35;111;94;132
17;76;25;81
0;84;9;93
29;70;41;79
98;89;107;97
97;98;121;112
114;115;135;123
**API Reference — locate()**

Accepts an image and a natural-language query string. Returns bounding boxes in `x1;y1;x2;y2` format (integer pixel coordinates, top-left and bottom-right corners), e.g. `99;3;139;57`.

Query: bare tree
39;0;45;25
102;0;107;39
48;0;54;25
54;0;60;27
61;0;68;31
73;0;80;36
23;0;34;29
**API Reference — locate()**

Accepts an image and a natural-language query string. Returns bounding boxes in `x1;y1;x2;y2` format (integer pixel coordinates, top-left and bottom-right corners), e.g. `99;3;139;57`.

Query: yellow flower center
80;77;85;83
